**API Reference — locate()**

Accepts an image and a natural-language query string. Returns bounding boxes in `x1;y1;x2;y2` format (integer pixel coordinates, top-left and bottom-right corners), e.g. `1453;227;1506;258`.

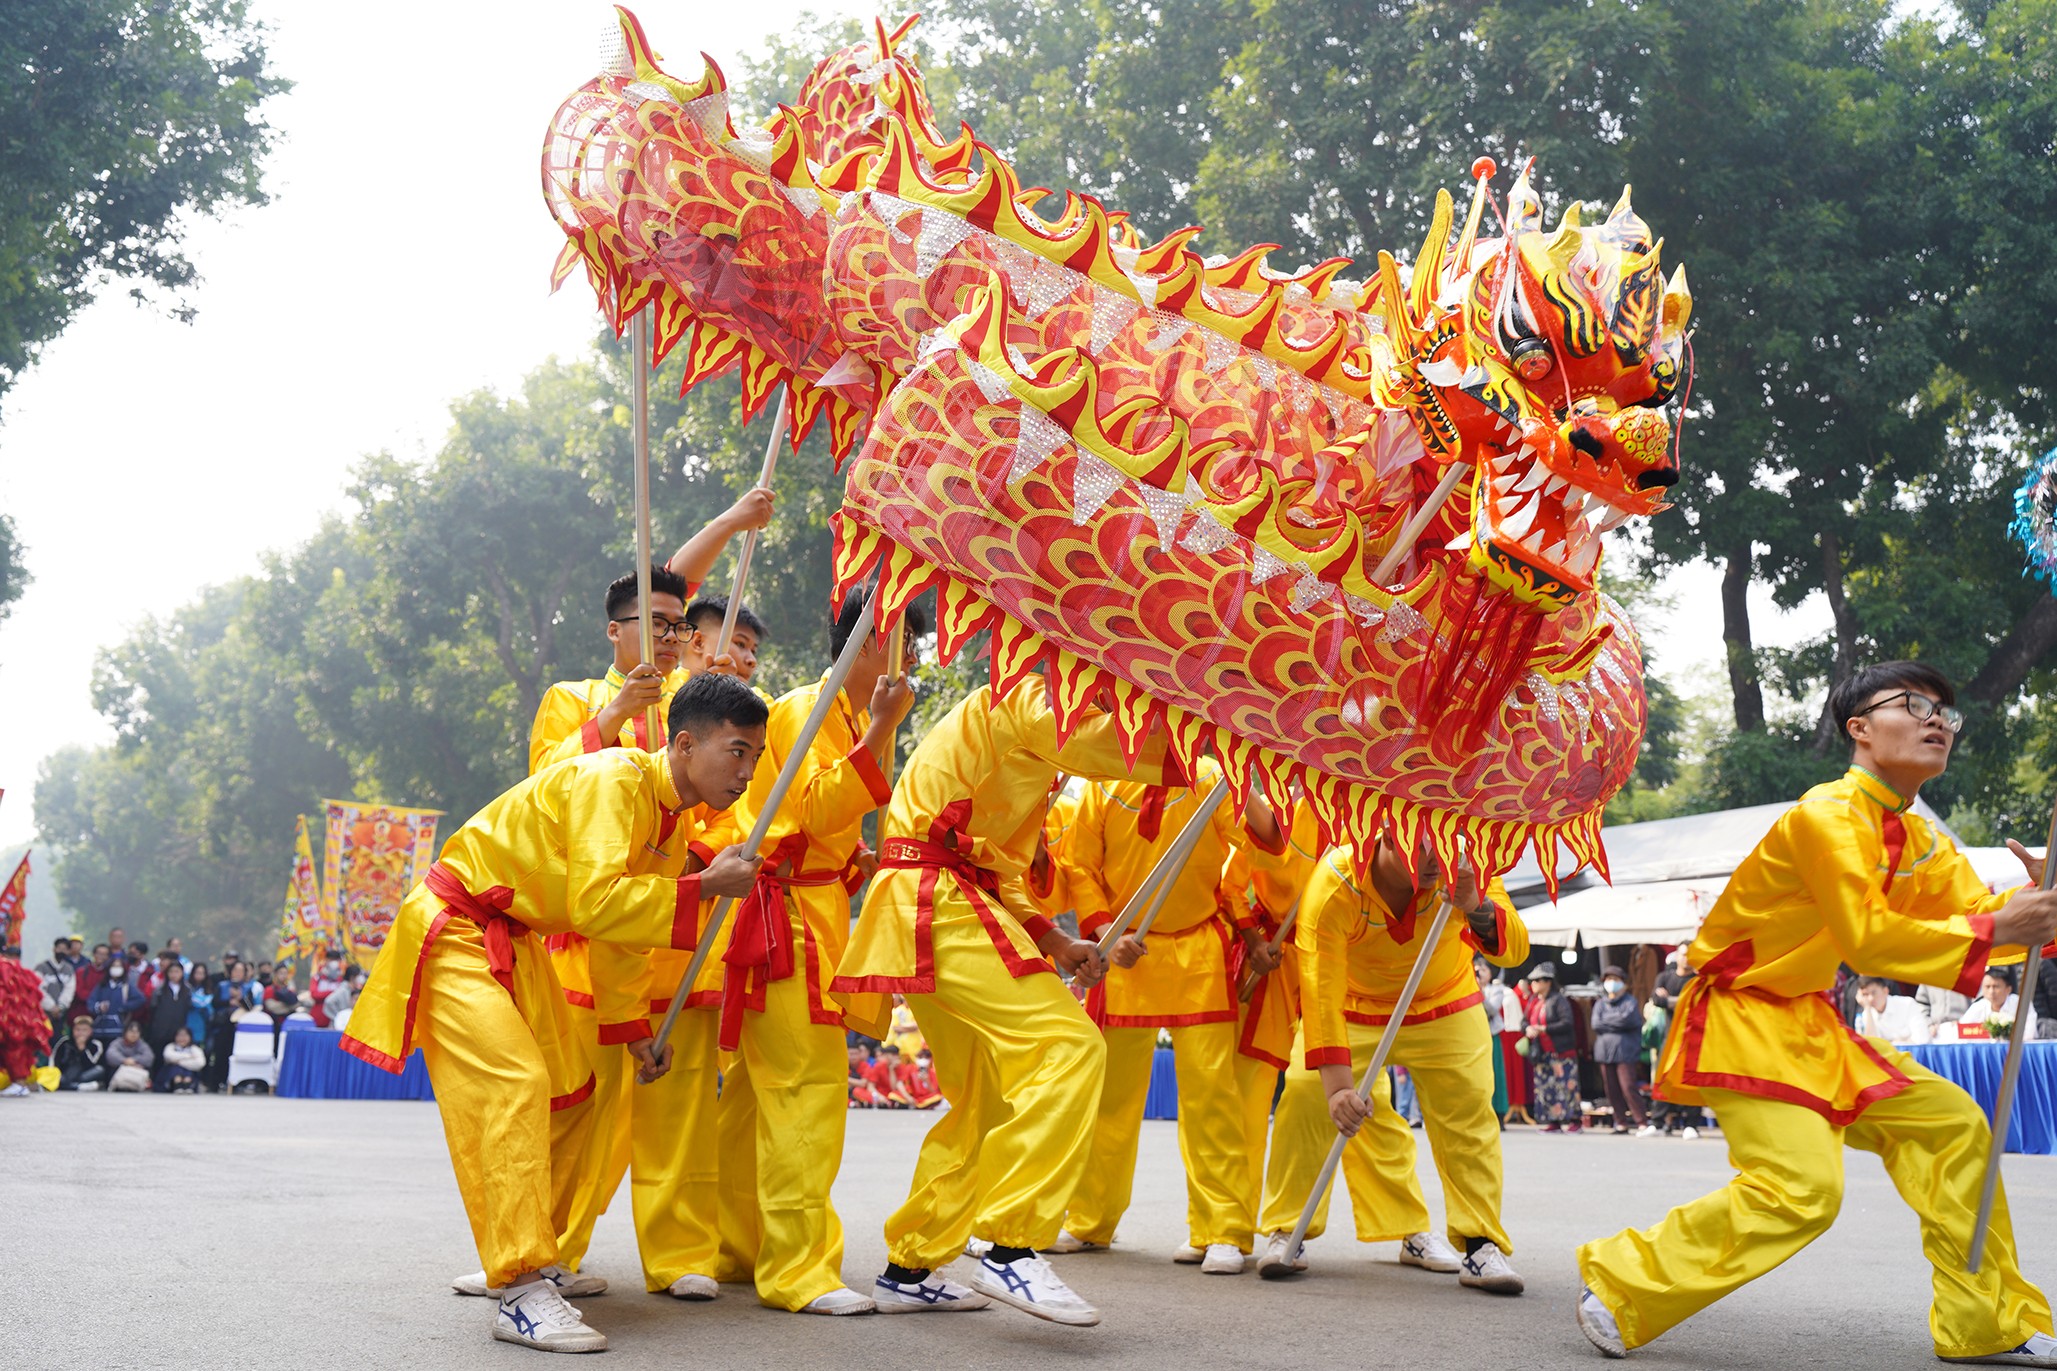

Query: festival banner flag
0;851;28;949
322;800;443;969
273;817;327;979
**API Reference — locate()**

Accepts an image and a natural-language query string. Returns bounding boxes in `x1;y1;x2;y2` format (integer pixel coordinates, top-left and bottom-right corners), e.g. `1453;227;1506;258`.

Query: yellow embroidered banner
0;851;27;950
322;800;444;969
272;817;327;980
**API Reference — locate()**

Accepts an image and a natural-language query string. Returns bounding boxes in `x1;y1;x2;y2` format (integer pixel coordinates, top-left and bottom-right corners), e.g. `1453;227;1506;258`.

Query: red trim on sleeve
561;989;595;1009
581;718;607;754
550;1074;597;1112
598;1020;651;1045
1020;913;1057;946
687;842;716;868
672;875;702;949
1079;909;1113;939
1303;1046;1352;1069
1244;816;1289;857
848;743;894;808
1955;915;1997;998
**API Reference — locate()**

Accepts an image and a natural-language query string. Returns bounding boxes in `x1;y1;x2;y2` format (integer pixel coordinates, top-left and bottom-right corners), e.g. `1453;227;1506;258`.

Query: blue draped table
1904;1041;2057;1155
276;1028;435;1101
1145;1046;1178;1120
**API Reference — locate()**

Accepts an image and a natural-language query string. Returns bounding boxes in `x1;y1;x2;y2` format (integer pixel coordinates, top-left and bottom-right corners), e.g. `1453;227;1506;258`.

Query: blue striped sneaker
969;1254;1099;1326
873;1272;992;1313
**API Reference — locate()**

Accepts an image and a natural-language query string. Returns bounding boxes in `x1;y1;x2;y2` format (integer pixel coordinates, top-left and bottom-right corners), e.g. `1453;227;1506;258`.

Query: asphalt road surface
7;1094;2051;1370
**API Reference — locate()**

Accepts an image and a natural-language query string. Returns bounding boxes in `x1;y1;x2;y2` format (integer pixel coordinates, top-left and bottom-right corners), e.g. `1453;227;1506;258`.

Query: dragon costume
542;9;1692;888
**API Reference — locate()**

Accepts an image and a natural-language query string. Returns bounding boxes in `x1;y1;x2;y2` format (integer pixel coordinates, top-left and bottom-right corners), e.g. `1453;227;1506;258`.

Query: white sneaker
1256;1231;1307;1280
1636;1124;1659;1137
1042;1229;1105;1255
667;1274;717;1300
1;1082;28;1096
970;1254;1100;1326
1944;1331;2057;1366
1200;1244;1244;1274
1398;1231;1463;1273
1458;1241;1524;1294
964;1237;993;1259
800;1287;876;1315
78;1081;101;1092
454;1264;606;1299
1577;1284;1626;1358
1171;1243;1204;1265
1681;1126;1700;1140
873;1272;991;1313
494;1283;608;1352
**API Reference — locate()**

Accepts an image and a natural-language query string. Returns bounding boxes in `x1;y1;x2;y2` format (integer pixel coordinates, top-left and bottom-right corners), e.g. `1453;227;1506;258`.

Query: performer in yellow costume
1252;836;1528;1295
344;673;768;1354
1576;662;2057;1364
1049;767;1284;1273
830;671;1179;1326
711;592;919;1315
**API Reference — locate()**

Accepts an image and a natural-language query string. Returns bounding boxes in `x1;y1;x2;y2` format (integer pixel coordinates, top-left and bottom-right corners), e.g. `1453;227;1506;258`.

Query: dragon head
1412;169;1692;610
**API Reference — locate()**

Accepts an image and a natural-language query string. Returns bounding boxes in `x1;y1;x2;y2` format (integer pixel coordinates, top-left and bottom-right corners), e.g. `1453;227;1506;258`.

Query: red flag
0;851;28;949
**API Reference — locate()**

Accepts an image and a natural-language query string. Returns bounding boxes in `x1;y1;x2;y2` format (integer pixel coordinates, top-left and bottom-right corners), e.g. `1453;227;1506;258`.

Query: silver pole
1967;806;2057;1272
1092;779;1231;957
647;588;878;1059
1267;897;1458;1277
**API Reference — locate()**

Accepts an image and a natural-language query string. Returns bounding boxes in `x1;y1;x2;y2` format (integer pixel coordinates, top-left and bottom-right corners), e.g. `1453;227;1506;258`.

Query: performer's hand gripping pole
647;588;878;1062
1092;778;1231;959
1238;899;1302;1004
629;309;661;744
713;392;791;665
1967;803;2057;1272
1267;896;1458;1278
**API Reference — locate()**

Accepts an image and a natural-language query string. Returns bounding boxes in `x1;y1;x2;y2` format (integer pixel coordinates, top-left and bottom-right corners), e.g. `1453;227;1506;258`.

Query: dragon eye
1509;337;1553;381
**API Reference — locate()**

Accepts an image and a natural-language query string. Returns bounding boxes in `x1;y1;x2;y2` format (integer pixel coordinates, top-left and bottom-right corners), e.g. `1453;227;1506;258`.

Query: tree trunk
1966;596;2057;708
1813;530;1860;753
1723;545;1765;732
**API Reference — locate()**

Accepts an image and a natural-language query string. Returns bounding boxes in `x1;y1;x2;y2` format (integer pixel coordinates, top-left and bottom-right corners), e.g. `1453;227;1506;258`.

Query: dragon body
543;10;1692;887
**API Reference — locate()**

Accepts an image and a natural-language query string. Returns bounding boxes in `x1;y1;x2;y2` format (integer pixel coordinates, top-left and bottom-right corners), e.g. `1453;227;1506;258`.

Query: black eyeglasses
1853;691;1965;734
611;615;690;642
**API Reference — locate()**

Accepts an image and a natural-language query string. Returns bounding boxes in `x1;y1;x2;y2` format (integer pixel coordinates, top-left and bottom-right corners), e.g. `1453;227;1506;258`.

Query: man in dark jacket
1590;965;1648;1134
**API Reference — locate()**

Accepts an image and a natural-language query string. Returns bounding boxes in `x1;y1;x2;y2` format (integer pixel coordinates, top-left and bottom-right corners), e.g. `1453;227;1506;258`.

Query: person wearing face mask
1589;966;1647;1135
87;957;145;1046
1576;662;2057;1365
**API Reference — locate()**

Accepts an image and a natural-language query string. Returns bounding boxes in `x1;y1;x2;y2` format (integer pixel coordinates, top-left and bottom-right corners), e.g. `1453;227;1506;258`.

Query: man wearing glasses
1575;661;2057;1365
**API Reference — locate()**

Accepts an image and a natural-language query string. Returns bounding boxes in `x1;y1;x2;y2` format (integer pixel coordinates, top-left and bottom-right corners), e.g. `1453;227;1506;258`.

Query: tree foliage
1;0;288;400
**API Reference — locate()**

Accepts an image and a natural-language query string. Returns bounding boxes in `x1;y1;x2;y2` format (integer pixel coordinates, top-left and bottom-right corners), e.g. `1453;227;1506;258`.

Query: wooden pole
1370;461;1467;586
1263;897;1457;1278
1967;805;2057;1272
1092;779;1231;958
714;392;791;665
647;588;878;1060
630;309;660;743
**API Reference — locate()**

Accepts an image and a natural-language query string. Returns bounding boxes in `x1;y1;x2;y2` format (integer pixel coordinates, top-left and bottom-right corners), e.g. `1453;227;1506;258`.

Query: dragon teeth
1499;495;1540;540
1515;463;1550;493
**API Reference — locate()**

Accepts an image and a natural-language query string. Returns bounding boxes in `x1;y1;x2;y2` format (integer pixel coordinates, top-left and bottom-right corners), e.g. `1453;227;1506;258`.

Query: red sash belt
719;857;841;1052
879;837;1001;894
426;863;527;998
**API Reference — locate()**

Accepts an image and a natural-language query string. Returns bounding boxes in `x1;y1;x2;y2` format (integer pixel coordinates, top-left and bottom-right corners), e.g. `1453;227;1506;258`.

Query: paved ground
6;1094;2052;1369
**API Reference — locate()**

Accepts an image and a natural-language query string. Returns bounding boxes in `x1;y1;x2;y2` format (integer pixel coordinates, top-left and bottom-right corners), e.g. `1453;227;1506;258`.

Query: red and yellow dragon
543;9;1692;888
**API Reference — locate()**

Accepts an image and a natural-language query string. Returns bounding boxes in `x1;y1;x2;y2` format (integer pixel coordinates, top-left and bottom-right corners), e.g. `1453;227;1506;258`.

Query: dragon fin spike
1410;190;1454;321
1450;154;1497;280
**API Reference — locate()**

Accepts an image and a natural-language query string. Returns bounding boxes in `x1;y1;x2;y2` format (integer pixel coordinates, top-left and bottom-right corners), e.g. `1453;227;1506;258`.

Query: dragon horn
1449;155;1498;279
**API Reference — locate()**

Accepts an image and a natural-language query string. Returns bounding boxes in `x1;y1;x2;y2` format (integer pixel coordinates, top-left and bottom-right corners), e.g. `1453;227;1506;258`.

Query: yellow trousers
1063;1021;1275;1251
555;1004;633;1272
884;913;1107;1272
415;922;595;1288
712;970;851;1310
1257;1009;1510;1252
1578;1052;2053;1357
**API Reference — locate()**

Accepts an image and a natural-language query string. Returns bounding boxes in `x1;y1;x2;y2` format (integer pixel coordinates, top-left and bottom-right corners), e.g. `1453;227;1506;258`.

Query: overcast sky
0;0;1822;852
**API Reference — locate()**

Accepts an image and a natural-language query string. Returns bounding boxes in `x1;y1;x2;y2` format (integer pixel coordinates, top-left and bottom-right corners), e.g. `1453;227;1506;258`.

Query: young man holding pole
1575;662;2057;1364
1048;764;1284;1272
345;673;768;1354
830;670;1182;1326
682;594;767;685
710;589;921;1315
1254;836;1528;1294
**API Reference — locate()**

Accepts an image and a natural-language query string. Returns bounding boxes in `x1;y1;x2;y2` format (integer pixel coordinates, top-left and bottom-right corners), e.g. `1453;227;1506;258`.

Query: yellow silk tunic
528;666;688;772
1223;800;1325;1067
1657;767;2003;1123
1068;762;1283;1026
344;749;710;1080
1296;846;1524;1070
831;675;1174;1001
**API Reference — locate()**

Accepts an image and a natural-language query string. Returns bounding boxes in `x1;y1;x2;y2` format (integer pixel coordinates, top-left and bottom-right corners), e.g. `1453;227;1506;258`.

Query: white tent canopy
1507;797;2033;948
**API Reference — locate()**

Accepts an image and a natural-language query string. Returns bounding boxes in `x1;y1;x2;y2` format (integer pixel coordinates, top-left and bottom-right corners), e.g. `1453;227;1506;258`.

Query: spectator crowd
23;927;366;1094
846;994;944;1109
